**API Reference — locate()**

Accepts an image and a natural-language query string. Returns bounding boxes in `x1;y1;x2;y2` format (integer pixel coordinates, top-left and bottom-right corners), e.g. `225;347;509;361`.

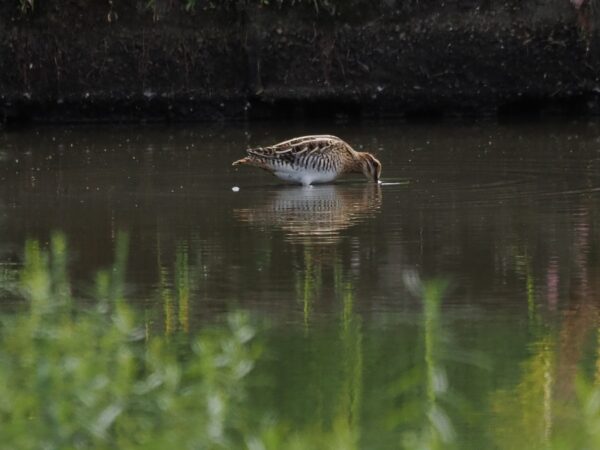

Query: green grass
3;233;600;449
0;233;264;449
0;233;460;449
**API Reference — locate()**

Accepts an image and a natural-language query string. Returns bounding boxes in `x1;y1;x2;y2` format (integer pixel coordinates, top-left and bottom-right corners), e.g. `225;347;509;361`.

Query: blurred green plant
0;233;263;450
10;232;600;449
397;279;457;450
488;326;600;450
564;373;600;449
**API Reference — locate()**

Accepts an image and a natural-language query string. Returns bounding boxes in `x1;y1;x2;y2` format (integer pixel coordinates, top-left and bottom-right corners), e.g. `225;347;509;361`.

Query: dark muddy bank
1;0;599;124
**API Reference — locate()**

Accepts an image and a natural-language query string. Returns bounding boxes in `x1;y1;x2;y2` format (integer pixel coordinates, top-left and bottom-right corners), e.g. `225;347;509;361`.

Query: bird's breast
273;167;339;186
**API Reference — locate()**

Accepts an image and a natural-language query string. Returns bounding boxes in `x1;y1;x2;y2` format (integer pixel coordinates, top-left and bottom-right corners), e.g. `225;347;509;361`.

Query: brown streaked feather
235;135;357;175
232;135;381;184
246;135;355;160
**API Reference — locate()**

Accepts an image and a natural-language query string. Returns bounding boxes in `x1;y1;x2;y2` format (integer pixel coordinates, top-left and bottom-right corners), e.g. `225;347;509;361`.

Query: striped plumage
232;135;382;186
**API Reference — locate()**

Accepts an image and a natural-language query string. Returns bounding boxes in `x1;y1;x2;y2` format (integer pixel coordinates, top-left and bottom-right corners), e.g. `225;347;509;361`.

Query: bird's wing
247;135;352;162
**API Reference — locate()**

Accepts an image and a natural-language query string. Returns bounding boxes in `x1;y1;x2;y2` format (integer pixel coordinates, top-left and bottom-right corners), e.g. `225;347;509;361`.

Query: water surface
2;120;600;448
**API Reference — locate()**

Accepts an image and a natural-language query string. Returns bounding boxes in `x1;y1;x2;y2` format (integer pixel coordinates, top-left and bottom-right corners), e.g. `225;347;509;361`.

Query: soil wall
0;0;598;123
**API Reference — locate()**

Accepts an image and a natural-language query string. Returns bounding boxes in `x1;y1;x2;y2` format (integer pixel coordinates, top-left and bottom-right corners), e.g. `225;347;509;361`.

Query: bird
232;135;382;186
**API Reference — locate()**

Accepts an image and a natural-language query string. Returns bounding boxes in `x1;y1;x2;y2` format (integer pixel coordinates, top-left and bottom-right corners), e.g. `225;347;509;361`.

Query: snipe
232;135;382;186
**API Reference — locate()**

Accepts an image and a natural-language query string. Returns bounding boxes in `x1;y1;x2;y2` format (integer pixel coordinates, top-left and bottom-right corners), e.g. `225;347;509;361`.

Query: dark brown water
2;120;600;448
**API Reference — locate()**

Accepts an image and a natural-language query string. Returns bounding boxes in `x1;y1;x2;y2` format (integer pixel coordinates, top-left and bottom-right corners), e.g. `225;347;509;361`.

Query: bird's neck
346;153;366;173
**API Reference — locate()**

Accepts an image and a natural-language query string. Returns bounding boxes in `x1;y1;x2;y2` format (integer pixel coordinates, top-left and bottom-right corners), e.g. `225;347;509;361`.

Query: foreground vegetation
2;233;600;449
0;233;459;449
1;233;265;449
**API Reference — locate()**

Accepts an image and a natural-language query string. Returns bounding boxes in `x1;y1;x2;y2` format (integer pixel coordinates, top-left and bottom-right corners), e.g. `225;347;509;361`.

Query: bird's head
357;152;382;182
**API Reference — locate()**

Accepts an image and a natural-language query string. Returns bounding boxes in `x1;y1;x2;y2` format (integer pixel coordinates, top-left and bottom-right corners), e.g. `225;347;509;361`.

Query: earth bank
1;0;599;123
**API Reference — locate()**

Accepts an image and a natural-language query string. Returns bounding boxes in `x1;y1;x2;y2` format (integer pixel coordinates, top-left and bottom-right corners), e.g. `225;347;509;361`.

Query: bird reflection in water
234;183;382;244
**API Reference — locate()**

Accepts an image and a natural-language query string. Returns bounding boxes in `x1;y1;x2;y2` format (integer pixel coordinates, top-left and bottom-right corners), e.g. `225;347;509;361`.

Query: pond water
2;120;600;448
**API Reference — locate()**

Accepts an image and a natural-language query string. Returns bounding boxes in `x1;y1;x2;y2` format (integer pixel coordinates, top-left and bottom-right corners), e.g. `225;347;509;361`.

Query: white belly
274;169;339;186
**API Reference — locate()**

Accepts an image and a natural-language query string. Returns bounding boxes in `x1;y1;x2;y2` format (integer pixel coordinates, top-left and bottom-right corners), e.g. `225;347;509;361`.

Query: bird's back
248;135;354;171
232;135;362;185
